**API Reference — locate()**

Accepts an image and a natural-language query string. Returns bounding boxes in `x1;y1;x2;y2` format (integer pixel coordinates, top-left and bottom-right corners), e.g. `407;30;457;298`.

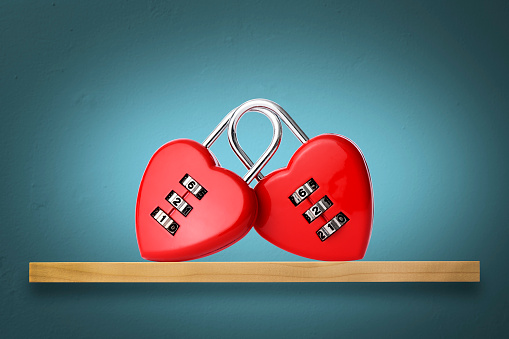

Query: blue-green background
1;0;508;337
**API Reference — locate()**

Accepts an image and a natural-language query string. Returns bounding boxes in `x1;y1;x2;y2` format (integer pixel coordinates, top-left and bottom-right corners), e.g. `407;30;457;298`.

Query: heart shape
254;134;373;261
136;139;257;261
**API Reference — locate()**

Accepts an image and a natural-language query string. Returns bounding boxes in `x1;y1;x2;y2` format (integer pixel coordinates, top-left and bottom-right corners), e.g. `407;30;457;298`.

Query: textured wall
1;0;508;337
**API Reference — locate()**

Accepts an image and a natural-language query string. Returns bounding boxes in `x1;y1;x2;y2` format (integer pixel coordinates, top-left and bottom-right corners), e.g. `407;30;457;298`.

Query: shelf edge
29;261;480;283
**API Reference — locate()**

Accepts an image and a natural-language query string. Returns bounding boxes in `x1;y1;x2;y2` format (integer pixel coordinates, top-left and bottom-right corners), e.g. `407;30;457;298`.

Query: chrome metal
202;108;235;149
229;108;282;184
202;106;282;184
228;99;309;182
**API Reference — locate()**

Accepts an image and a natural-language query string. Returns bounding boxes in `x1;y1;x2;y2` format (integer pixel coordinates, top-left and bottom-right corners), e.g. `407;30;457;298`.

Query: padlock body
136;139;257;261
254;134;373;261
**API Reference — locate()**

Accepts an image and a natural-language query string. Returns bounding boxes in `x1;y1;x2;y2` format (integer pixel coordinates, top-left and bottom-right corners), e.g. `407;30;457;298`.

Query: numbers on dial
180;174;207;200
316;212;349;242
165;190;193;216
302;195;333;223
289;178;319;206
151;207;180;235
317;230;326;241
151;174;210;238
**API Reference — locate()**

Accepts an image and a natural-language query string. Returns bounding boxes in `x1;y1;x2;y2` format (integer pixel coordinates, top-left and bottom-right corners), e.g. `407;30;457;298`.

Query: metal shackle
228;99;309;182
202;106;282;184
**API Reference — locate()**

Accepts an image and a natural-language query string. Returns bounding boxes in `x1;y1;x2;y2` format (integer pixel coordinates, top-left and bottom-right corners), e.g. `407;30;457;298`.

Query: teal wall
1;1;508;337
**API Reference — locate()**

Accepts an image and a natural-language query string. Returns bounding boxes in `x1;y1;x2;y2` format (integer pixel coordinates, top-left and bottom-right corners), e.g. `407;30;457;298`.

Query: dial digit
182;205;192;216
309;179;318;190
317;230;326;241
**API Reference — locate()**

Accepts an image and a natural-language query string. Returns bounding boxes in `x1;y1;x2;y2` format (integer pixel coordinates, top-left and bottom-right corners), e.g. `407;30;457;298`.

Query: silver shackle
202;105;282;184
228;99;309;182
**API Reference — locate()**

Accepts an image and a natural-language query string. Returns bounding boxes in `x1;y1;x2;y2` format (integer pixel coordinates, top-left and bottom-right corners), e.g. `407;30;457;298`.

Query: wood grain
29;261;480;283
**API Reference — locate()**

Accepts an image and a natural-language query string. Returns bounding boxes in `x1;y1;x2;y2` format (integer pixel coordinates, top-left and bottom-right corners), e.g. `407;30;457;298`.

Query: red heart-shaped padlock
136;139;257;261
253;134;373;261
228;100;373;261
136;107;282;261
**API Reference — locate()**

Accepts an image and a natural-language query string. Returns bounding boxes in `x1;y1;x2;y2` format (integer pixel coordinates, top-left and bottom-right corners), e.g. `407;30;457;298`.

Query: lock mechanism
136;103;285;261
226;98;370;260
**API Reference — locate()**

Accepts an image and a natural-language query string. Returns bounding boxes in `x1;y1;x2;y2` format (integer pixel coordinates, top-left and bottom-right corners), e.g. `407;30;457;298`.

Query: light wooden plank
29;261;479;283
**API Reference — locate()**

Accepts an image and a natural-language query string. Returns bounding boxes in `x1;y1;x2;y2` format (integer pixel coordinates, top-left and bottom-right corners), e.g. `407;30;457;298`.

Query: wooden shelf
29;261;479;283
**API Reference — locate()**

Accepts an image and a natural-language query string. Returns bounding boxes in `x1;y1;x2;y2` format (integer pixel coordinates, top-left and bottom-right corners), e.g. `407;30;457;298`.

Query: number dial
180;173;208;200
302;195;333;223
151;207;180;235
316;212;350;242
289;178;319;206
165;190;193;217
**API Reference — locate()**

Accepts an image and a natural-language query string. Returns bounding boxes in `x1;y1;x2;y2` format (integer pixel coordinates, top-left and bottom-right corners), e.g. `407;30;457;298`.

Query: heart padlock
136;107;282;261
228;99;374;261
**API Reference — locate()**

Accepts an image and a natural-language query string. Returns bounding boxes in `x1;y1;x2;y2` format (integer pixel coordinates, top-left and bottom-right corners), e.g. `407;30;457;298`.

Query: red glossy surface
254;134;373;261
136;139;257;261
